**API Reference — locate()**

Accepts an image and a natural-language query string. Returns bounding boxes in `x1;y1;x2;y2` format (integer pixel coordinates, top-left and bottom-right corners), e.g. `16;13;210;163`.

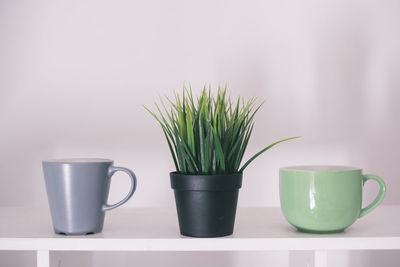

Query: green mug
279;166;386;233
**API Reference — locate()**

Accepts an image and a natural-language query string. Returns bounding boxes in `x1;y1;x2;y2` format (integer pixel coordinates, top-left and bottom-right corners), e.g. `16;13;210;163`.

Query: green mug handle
359;174;386;218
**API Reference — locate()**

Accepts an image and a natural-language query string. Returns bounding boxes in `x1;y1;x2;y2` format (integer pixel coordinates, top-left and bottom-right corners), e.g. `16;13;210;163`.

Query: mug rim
279;165;362;172
43;158;113;164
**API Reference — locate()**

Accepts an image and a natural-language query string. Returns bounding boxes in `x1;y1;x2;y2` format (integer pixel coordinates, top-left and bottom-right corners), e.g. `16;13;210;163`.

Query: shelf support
37;250;50;267
314;250;328;267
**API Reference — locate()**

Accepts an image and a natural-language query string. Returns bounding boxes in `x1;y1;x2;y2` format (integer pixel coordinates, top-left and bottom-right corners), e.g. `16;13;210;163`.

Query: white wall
1;0;399;266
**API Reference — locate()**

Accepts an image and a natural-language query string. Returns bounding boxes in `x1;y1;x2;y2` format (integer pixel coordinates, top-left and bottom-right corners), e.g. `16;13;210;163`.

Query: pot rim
170;171;243;176
170;172;243;191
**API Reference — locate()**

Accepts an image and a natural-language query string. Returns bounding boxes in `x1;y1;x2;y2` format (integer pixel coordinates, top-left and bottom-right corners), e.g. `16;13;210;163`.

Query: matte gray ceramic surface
43;158;137;235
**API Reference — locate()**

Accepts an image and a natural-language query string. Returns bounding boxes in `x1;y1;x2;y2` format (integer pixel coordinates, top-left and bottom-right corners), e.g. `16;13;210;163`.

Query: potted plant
145;85;298;237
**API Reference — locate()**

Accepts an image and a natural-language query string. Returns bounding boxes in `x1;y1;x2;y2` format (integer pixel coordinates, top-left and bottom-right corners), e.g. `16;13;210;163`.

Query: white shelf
0;206;399;266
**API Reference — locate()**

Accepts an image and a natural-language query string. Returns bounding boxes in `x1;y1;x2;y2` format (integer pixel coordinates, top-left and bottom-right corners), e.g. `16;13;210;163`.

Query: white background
1;0;399;266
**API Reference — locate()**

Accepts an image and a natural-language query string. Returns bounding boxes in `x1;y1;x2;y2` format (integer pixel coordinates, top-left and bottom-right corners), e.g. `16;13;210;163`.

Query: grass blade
239;136;301;172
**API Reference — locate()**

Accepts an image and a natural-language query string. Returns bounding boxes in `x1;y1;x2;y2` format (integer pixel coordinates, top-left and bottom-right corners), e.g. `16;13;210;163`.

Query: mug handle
359;174;386;218
102;166;137;212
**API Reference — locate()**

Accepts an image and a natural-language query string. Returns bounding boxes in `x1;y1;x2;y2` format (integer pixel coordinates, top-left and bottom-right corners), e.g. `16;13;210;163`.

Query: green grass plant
145;85;299;175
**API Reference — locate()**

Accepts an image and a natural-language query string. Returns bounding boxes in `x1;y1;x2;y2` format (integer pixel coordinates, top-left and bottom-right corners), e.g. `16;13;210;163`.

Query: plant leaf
239;136;301;172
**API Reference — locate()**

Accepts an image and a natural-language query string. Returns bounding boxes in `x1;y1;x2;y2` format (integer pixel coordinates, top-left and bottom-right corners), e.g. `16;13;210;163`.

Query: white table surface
0;206;399;251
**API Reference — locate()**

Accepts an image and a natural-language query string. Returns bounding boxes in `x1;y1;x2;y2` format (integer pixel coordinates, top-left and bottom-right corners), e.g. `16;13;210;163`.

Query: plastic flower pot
170;172;243;237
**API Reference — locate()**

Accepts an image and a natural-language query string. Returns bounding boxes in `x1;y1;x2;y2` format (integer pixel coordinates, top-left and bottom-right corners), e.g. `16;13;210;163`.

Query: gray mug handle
102;166;137;212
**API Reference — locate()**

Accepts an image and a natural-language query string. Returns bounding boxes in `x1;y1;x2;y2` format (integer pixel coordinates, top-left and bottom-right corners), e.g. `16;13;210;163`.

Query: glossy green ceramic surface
279;166;386;233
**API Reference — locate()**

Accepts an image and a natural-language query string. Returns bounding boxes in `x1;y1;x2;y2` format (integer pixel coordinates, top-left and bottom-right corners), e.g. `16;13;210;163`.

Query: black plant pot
170;172;243;237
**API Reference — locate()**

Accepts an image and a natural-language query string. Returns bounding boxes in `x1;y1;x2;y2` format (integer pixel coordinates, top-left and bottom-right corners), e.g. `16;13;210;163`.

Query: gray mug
42;158;137;235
